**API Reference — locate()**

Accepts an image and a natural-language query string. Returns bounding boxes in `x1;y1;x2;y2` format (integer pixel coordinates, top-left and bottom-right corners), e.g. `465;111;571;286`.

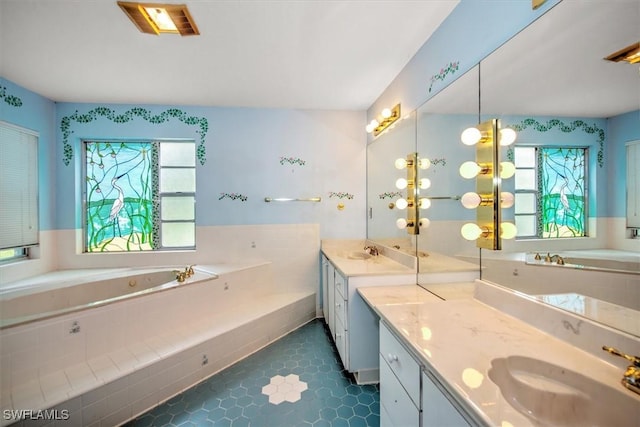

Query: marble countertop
358;284;640;426
321;240;415;277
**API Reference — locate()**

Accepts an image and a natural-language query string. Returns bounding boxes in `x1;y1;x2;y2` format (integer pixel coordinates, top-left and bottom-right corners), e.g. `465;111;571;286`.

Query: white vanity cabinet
321;254;414;384
380;321;473;427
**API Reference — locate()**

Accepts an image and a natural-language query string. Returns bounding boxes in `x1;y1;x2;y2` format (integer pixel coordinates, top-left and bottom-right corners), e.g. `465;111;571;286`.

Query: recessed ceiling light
118;2;200;36
604;42;640;64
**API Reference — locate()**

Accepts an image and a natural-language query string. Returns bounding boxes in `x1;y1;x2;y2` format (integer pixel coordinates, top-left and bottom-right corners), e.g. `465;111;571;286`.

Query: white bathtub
0;267;216;329
525;249;640;274
0;262;316;426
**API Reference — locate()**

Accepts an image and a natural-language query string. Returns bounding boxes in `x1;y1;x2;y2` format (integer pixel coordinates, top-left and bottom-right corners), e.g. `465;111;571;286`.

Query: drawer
380;354;420;426
334;271;347;300
380;321;420;407
334;294;347;327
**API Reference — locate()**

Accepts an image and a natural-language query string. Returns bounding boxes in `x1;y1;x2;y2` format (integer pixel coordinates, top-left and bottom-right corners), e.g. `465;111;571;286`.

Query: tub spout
173;270;187;283
186;264;196;277
545;253;565;265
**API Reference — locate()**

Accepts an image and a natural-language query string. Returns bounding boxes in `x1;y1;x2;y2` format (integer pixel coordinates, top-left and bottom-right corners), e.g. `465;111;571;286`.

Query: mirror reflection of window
514;146;587;239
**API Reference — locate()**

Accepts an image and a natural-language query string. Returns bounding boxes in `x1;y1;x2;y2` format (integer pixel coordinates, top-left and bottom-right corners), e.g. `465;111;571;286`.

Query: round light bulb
395;178;408;190
419;218;430;229
418;158;431;169
370;119;379;128
365;123;374;133
419;178;431;189
459;161;481;179
396;218;408;229
500;222;517;239
461;223;483;241
419;198;431;209
461;192;482;209
501;192;515;208
381;108;392;119
461;127;482;145
499;128;517;146
395;158;407;169
396;198;408;210
500;161;516;179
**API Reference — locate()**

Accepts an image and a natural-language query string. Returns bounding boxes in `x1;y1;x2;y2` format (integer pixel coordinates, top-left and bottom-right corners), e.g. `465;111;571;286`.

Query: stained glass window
514;146;587;238
84;140;195;252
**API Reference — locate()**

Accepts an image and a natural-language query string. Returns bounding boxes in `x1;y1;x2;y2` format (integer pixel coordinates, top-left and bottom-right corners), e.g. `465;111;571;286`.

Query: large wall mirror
367;0;639;337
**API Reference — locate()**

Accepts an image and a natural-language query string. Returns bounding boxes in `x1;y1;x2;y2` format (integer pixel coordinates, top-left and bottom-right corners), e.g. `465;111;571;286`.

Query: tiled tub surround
481;249;640;310
0;267;217;328
0;262;316;427
359;282;640;426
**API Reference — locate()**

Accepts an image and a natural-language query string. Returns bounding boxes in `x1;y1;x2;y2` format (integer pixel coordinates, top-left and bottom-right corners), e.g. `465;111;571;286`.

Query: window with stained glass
84;140;195;252
514;146;587;239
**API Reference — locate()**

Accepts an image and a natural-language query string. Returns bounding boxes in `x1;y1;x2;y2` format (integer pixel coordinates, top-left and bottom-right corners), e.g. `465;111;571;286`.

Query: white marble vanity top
359;284;640;426
321;240;415;277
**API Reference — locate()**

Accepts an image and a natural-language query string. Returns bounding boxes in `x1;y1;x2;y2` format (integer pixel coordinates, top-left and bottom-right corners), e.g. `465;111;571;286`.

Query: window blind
0;121;39;249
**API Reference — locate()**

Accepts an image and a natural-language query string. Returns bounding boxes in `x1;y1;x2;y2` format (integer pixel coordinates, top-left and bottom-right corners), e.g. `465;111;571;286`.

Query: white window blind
0;121;39;250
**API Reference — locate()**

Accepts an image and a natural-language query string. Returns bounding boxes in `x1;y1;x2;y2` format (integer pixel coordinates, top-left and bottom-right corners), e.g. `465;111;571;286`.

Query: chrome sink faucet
602;346;640;395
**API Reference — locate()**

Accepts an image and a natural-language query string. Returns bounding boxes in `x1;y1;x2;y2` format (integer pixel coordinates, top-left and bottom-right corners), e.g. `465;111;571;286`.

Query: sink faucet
363;245;379;256
544;253;565;265
173;265;196;282
602;346;640;395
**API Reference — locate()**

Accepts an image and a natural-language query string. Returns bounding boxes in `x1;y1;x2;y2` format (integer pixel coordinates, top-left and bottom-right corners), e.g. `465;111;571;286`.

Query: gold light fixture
459;119;517;249
394;153;432;235
118;2;200;36
366;104;401;137
605;42;640;64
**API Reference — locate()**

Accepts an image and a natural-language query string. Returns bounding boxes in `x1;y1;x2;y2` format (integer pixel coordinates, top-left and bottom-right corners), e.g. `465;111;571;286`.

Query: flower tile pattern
124;319;380;426
262;374;308;404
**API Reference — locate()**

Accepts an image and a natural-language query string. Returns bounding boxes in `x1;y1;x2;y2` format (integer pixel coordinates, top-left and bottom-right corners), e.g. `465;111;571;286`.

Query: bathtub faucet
602;346;640;395
544;253;565;265
185;265;196;277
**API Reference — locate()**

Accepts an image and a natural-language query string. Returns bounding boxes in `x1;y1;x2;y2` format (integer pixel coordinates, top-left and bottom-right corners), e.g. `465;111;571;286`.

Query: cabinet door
380;354;420;427
322;256;329;320
327;262;336;337
422;371;470;426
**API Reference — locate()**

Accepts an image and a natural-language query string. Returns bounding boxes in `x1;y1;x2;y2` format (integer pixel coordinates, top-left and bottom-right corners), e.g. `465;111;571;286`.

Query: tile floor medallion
125;319;380;426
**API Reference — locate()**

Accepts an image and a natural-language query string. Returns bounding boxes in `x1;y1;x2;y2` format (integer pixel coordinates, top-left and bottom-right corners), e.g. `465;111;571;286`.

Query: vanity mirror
436;0;639;335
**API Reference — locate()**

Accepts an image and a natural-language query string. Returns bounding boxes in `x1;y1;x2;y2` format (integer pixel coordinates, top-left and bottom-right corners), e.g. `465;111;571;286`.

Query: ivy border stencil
428;61;460;93
60;107;209;166
509;118;605;167
0;85;23;107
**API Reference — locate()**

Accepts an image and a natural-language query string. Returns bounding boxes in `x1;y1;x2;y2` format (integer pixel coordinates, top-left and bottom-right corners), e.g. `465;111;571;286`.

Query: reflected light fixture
118;2;200;35
366;104;401;137
605;42;640;64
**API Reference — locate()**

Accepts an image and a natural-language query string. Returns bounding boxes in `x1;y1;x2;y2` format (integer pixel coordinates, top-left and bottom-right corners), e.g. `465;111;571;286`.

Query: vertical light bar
474;119;500;249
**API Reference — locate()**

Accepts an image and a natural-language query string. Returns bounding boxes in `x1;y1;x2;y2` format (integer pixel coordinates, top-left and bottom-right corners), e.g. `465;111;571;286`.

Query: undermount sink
346;251;372;260
488;356;640;426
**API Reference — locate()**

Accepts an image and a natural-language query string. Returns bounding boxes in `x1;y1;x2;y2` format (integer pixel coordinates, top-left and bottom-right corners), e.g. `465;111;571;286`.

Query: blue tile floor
124;319;380;426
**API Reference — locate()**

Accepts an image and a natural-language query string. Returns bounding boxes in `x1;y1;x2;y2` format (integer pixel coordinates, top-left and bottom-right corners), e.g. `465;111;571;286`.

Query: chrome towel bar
264;197;322;203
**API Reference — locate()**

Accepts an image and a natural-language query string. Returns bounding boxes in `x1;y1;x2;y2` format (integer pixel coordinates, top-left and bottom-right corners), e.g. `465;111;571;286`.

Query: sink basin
346;251;372;260
488;356;640;426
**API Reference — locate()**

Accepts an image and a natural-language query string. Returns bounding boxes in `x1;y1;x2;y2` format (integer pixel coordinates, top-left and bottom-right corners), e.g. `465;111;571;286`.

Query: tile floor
124;319;380;426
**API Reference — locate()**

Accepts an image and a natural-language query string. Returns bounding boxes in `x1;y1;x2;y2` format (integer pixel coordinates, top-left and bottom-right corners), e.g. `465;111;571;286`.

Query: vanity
360;282;640;427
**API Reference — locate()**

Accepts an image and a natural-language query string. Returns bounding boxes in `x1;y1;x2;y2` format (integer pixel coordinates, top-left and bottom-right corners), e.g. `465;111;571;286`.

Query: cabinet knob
387;353;398;363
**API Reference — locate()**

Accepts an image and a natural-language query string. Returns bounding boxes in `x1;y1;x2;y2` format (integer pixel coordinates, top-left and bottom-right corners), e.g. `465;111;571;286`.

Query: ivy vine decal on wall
509;118;605;167
428;61;460;93
279;156;306;166
219;192;248;201
430;158;447;167
60;107;209;166
0;85;23;107
378;191;403;200
329;192;354;200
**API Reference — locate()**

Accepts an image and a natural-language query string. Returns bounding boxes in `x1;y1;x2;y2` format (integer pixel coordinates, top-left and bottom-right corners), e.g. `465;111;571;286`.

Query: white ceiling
0;0;459;110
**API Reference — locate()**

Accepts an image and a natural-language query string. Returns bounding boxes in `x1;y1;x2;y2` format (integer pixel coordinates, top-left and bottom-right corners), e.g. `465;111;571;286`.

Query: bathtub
0;262;316;426
0;267;216;329
481;249;640;312
525;249;640;274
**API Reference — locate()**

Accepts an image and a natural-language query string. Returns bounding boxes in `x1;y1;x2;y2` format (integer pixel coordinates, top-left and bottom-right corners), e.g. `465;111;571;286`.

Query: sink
346;251;372;260
488;356;640;426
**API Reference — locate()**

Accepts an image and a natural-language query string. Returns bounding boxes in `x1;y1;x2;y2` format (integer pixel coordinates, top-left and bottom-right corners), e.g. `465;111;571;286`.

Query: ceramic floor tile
124;319;380;426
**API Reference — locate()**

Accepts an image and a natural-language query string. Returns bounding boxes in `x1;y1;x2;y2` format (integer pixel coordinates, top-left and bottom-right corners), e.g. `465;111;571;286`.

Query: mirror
368;0;640;336
366;110;417;251
478;0;640;336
